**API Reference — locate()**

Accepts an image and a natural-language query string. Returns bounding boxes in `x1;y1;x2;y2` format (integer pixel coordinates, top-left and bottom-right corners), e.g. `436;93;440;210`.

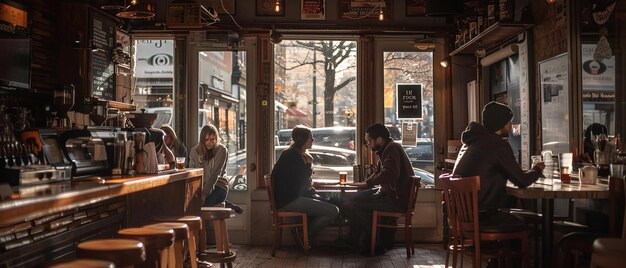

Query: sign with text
401;123;417;146
396;83;422;119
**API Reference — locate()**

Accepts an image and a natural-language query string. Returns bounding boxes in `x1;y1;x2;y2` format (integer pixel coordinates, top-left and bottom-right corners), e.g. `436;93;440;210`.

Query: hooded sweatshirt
453;122;541;211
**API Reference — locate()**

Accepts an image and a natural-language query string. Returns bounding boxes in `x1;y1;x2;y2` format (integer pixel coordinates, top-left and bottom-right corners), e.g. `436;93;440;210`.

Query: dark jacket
366;139;415;209
453;122;541;211
270;147;313;209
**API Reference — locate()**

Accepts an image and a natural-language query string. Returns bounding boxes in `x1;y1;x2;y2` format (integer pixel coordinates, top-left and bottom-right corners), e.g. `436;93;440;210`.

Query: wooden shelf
108;100;136;111
450;22;532;56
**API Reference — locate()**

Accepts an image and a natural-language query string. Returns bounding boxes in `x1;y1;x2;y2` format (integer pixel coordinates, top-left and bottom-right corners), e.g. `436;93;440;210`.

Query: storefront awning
286;107;307;116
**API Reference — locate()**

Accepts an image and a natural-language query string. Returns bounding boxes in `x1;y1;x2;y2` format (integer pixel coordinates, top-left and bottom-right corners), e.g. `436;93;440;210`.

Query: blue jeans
346;188;404;249
280;196;339;237
203;187;228;207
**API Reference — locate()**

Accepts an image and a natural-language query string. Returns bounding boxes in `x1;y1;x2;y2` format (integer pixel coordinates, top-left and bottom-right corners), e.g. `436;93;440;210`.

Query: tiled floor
225;244;475;268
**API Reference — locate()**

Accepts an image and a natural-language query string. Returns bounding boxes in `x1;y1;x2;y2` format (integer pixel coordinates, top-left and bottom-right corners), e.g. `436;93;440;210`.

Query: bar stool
118;227;175;268
49;259;115;268
152;216;203;268
76;239;146;267
198;207;236;268
144;222;189;268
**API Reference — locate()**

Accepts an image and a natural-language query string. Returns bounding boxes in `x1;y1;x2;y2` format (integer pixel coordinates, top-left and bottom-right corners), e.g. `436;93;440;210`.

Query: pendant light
100;0;126;11
117;0;155;19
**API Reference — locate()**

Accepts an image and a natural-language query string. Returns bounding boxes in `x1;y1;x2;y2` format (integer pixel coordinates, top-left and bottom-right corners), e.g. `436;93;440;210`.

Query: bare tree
275;40;357;126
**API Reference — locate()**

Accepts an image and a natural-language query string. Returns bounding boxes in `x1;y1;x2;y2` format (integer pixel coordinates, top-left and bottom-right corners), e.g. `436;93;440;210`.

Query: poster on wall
539;53;569;154
582;44;615;90
339;0;390;20
396;83;422;120
301;0;325;20
134;40;174;78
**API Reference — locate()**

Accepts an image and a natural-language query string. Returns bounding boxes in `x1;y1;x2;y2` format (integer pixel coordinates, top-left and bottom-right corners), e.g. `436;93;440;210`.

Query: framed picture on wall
256;0;285;16
301;0;325;20
539;53;570;154
406;0;426;16
339;0;391;20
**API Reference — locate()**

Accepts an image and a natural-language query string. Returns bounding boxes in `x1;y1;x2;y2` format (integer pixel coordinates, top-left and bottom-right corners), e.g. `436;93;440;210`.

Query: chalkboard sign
90;12;115;100
396;83;422;119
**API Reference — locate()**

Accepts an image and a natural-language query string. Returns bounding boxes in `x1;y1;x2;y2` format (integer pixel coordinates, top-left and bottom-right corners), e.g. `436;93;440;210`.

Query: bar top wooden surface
506;176;612;199
0;168;204;226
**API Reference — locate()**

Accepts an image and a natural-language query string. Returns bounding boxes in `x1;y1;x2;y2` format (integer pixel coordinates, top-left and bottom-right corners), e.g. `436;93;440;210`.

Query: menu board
90;12;115;100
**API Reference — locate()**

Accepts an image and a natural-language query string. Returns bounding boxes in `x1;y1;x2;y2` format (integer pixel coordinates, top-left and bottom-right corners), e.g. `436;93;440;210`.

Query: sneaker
225;201;244;214
291;227;305;250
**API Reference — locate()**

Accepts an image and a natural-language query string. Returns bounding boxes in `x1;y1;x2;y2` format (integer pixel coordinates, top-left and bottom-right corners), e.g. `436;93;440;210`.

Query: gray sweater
189;143;228;201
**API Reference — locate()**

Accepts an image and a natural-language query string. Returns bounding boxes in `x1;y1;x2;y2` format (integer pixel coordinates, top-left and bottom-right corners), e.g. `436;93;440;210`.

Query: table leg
338;188;345;240
542;199;554;268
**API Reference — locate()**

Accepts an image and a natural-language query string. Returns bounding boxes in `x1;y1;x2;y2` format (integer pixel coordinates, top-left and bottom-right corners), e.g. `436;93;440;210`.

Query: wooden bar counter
0;168;203;267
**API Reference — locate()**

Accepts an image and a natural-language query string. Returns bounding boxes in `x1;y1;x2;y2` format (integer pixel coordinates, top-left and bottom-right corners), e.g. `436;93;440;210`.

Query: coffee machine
53;84;75;128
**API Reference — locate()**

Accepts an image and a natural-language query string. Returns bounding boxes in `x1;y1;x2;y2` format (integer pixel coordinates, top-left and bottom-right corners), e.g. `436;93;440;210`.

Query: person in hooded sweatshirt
453;101;545;225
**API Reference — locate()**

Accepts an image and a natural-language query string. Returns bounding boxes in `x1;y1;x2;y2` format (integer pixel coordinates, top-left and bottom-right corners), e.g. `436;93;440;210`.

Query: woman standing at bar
271;125;339;248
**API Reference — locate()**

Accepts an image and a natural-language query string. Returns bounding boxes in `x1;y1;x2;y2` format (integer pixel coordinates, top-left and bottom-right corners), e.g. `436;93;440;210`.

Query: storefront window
132;39;176;128
273;39;358;181
383;51;434;173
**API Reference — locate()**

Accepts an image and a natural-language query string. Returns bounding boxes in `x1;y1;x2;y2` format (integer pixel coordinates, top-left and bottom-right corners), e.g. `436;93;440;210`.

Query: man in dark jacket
454;102;544;222
346;123;414;255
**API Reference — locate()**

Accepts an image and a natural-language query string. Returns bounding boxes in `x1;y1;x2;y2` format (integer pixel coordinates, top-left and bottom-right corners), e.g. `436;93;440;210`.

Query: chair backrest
406;176;422;215
440;175;481;243
264;175;278;214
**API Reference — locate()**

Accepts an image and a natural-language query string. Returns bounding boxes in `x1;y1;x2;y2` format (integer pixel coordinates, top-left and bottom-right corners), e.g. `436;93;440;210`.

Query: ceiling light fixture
100;0;126;11
275;0;281;12
413;35;435;50
546;0;557;3
117;0;155;19
269;26;283;44
378;9;384;21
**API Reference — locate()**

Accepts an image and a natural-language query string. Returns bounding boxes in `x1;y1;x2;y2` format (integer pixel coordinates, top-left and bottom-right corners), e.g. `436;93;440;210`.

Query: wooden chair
264;174;309;257
590;177;626;268
440;175;530;268
370;176;421;258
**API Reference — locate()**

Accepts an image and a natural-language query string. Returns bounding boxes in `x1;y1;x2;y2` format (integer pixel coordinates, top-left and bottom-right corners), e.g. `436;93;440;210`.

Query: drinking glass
560;166;571;183
339;172;347;185
175;157;185;170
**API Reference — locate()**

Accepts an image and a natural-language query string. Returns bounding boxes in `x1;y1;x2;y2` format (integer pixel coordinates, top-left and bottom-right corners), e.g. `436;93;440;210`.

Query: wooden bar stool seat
152;216;203;268
145;222;189;268
118;227;175;268
76;239;145;267
49;259;115;268
198;207;236;268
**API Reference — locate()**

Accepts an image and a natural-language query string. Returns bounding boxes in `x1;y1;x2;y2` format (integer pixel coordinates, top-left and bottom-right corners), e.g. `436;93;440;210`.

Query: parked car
403;138;435;173
276;127;356;150
227;145;435;186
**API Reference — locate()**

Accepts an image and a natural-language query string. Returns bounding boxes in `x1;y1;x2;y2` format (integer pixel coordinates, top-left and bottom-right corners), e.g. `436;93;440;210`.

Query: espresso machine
1;129;73;188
